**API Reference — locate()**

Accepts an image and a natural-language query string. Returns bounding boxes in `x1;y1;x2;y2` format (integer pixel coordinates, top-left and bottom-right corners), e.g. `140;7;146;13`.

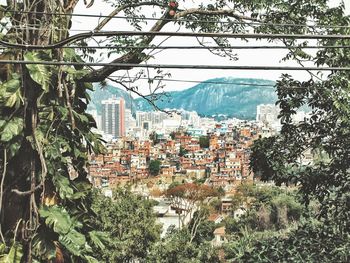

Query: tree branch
94;2;166;32
11;183;43;196
106;76;169;113
174;8;259;22
80;7;258;83
0;149;6;244
81;11;171;82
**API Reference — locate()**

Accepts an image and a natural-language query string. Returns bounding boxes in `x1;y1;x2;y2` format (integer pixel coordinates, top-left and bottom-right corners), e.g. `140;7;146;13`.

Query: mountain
88;84;137;113
135;77;277;120
88;78;278;120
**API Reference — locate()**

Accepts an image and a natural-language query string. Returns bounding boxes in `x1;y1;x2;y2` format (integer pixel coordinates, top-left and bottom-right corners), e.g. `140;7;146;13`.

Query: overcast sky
71;0;348;93
5;0;348;94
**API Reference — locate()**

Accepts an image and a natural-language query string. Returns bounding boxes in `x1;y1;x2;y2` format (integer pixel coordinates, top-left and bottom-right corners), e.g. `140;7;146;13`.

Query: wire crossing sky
67;0;350;92
0;0;348;92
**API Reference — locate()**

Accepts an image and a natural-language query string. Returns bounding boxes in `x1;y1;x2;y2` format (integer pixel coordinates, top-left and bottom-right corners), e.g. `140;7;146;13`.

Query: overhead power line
0;24;98;33
109;75;275;87
0;60;348;71
1;30;350;50
67;44;350;50
6;10;350;29
1;44;349;50
108;76;312;90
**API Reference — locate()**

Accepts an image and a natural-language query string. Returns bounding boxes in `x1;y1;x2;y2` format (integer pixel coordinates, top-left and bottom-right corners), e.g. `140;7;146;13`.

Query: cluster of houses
88;121;282;247
88;122;270;191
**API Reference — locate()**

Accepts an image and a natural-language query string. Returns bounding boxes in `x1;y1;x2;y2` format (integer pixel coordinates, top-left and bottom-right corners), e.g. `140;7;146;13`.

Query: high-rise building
256;104;279;124
256;104;281;131
101;97;125;138
135;111;168;127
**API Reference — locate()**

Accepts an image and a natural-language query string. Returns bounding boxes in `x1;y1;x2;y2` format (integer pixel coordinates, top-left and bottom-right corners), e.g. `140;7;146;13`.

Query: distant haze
89;77;278;120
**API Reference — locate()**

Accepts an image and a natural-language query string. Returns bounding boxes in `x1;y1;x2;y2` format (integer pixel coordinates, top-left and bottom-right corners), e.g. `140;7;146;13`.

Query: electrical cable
1;44;349;50
0;25;99;33
5;9;350;29
0;30;350;50
108;75;276;86
0;59;348;71
108;75;311;90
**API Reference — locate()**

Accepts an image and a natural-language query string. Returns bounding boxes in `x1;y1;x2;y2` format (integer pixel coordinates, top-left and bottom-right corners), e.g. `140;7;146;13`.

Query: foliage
147;228;220;263
250;137;279;182
247;2;350;261
149;131;161;145
250;33;350;233
0;0;349;262
0;243;23;263
165;183;219;244
179;145;188;157
89;188;161;262
225;185;304;233
188;217;216;245
149;159;162;176
199;136;210;149
209;198;222;213
227;222;350;262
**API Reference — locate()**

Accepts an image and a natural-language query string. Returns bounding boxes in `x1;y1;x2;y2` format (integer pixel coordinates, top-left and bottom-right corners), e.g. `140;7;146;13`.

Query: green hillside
135;77;277;120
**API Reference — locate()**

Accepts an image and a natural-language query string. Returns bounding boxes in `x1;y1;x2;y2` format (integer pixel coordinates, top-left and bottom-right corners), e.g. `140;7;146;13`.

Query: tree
250;54;350;230
149;159;161;176
149;131;160;145
199;136;210;149
226;221;350;262
147;228;220;263
179;146;188;157
165;183;218;242
247;3;350;257
89;188;161;262
188;215;216;245
0;0;347;261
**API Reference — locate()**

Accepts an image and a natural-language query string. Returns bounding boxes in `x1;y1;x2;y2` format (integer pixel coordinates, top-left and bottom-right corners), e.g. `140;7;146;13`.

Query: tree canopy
0;0;349;262
89;188;161;262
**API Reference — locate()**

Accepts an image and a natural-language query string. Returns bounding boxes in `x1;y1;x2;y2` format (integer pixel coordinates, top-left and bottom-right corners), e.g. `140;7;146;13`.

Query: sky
3;0;348;94
71;0;350;94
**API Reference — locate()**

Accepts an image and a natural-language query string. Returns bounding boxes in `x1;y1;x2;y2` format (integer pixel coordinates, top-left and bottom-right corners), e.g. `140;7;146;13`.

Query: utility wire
0;60;348;71
5;9;350;29
0;25;99;33
1;30;350;50
1;44;349;50
108;76;310;90
108;75;276;87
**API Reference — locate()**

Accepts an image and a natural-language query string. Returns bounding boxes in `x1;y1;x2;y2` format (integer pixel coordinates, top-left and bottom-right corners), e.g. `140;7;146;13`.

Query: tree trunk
0;1;77;261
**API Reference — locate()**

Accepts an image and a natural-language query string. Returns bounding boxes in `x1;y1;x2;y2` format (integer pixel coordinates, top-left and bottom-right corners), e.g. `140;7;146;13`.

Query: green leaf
0;76;22;108
24;52;51;92
5;92;18;108
73;111;89;124
59;229;86;257
63;48;76;60
53;175;74;200
71;181;92;199
0;244;5;254
89;231;109;250
8;142;21;159
62;66;88;79
2;75;20;93
32;231;56;260
84;255;99;263
0;118;23;142
0;243;23;263
39;206;72;234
